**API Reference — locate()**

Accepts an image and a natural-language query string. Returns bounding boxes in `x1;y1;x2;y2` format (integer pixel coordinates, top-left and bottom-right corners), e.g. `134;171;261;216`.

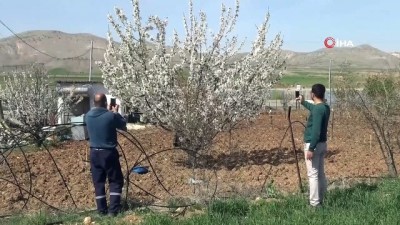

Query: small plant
264;180;282;198
208;198;250;217
167;197;192;213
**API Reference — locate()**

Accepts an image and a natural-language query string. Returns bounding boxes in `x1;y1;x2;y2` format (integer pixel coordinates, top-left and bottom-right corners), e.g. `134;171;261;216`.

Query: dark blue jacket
85;107;127;149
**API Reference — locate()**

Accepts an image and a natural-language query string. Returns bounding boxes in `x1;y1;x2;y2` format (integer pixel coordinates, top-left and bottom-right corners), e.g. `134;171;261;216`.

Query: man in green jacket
297;84;330;207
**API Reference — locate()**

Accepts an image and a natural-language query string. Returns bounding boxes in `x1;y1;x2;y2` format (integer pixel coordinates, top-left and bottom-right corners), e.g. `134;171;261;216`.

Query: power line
0;19;102;60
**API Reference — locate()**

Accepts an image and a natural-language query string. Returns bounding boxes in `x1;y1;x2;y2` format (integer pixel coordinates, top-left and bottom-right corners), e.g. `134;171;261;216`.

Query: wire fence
266;89;338;112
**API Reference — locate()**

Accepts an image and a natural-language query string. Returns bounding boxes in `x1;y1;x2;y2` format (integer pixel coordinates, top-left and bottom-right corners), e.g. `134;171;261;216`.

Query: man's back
85;107;126;149
87;93;126;216
302;101;330;148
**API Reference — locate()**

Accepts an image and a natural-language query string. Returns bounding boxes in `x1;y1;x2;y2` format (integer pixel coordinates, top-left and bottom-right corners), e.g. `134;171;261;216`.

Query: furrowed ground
1;110;398;222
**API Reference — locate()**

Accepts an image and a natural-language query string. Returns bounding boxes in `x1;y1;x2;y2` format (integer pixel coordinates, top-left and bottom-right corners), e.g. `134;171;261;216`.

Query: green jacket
301;101;330;151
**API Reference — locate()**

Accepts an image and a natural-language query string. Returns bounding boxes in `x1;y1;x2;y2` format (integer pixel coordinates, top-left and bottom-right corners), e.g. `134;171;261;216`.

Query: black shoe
98;210;108;216
309;203;323;210
108;212;119;217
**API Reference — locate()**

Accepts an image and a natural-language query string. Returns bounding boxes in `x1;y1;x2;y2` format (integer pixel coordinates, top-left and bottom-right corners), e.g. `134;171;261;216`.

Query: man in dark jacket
85;93;127;216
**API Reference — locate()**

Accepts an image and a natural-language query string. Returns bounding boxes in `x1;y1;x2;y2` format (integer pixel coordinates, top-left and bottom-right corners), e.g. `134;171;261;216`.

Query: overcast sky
0;0;398;52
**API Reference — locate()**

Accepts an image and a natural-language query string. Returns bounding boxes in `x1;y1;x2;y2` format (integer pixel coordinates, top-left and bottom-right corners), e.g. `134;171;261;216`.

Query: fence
0;64;45;73
267;89;337;111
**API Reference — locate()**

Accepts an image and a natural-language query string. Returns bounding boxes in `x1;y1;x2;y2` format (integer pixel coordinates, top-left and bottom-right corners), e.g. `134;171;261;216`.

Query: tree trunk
384;145;397;177
383;129;397;177
375;129;397;177
33;133;44;148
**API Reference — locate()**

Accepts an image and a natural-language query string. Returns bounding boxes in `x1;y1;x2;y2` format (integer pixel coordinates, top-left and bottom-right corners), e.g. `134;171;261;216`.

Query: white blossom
99;0;285;154
0;66;77;146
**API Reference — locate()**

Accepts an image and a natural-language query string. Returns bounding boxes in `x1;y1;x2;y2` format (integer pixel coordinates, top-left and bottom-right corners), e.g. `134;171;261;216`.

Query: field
0;68;394;224
46;69;335;87
1;109;398;218
0;67;371;96
280;70;329;87
278;68;369;88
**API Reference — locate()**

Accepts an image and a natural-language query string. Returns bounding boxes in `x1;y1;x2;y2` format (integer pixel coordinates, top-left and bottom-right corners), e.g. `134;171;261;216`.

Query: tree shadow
326;148;339;158
176;147;340;170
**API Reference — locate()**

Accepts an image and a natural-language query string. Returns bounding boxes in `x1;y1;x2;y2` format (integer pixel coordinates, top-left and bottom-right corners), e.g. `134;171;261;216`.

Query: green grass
280;74;329;87
4;178;400;225
143;179;400;225
277;70;366;88
49;74;103;82
0;74;103;87
1;210;130;225
1;68;369;88
48;68;102;76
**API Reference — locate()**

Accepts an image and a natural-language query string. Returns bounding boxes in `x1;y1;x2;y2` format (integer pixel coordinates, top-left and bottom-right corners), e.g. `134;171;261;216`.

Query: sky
0;0;398;52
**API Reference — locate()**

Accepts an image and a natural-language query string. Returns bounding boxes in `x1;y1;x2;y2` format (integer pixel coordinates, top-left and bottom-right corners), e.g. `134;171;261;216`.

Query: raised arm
298;94;314;111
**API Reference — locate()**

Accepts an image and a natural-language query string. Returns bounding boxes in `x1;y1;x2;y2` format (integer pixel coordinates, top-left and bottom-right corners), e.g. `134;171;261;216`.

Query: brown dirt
0;111;397;215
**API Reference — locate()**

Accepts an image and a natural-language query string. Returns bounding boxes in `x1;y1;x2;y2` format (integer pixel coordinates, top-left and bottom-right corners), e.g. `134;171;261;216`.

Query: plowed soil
0;111;397;214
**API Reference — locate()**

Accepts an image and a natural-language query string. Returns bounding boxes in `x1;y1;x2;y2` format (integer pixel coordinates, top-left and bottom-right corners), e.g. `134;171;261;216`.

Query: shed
56;81;125;124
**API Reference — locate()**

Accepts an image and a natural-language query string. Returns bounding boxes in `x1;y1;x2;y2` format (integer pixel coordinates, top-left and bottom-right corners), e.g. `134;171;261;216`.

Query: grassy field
3;178;400;225
49;74;103;82
277;69;366;88
0;66;367;88
280;74;328;87
0;74;103;87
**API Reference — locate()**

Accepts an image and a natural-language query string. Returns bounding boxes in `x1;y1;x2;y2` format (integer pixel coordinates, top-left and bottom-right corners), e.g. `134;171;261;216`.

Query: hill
285;45;400;70
0;30;399;73
0;30;108;73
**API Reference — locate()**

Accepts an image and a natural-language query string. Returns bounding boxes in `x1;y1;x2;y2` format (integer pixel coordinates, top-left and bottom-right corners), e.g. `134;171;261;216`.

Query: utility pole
89;40;93;82
328;59;334;139
0;99;4;120
328;59;332;106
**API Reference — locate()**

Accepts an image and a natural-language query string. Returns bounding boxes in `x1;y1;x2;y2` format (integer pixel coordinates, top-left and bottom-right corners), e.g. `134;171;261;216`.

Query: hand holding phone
296;94;303;103
295;85;301;101
108;98;119;113
110;98;116;107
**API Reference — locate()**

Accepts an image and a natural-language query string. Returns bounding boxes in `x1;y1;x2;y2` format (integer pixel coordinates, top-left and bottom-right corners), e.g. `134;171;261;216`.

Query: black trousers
90;148;124;214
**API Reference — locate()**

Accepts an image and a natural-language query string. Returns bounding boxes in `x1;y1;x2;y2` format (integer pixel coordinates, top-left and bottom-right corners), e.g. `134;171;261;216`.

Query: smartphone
110;98;116;107
295;85;301;98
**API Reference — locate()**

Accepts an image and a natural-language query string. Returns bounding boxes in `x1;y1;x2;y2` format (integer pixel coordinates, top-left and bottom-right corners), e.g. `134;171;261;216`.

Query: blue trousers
90;148;124;214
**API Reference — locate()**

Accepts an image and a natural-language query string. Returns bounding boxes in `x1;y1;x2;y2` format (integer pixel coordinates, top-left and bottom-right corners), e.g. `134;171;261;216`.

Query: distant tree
335;74;400;177
280;89;292;113
99;0;285;164
0;65;76;147
0;121;23;150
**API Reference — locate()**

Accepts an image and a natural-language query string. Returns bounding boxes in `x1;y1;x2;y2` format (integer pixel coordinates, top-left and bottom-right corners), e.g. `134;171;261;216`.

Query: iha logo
324;37;354;48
